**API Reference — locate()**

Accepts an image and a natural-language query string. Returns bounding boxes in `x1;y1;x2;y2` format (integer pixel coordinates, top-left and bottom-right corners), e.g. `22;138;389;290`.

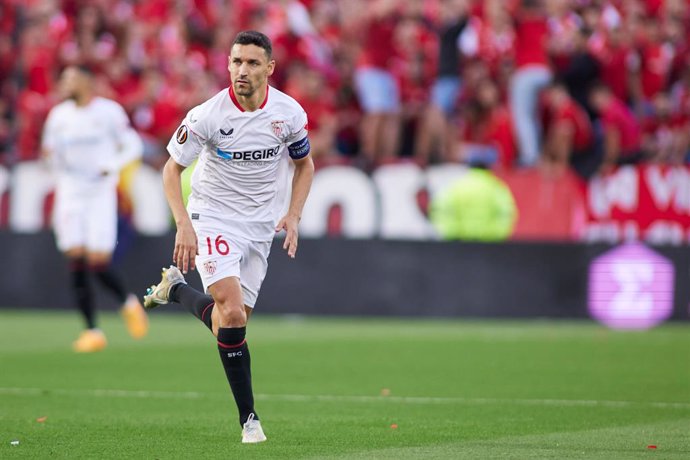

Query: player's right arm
162;158;197;274
165;109;208;273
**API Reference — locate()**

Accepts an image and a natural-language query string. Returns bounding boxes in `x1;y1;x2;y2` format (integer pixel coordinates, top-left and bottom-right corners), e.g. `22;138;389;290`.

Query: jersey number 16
206;235;230;256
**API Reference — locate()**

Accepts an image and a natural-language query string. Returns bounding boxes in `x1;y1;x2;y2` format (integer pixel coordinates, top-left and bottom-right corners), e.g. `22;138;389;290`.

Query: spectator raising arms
414;0;470;164
508;0;552;166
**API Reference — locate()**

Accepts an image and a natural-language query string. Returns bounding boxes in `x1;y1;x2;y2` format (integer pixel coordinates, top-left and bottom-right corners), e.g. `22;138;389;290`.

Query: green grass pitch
1;310;689;459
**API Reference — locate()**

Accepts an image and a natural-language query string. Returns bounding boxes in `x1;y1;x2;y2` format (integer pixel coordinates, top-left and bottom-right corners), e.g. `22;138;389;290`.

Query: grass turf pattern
1;310;688;459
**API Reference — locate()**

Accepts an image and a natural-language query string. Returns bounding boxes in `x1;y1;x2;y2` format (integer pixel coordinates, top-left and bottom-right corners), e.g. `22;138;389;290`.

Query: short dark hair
232;30;273;59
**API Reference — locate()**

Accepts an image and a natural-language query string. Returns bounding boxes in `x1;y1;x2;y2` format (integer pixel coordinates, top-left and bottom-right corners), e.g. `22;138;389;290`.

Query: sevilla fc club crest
204;260;217;276
271;120;287;138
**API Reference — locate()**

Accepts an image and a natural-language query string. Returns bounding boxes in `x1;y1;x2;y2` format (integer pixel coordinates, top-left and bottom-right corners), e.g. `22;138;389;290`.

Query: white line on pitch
0;387;203;400
1;387;689;410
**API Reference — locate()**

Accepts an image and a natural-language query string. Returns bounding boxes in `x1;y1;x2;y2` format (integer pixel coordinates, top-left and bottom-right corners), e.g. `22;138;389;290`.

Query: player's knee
215;301;247;328
86;252;112;267
65;247;86;260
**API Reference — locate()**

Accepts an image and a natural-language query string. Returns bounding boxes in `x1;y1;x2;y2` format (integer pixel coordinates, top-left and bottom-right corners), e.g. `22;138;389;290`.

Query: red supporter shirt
642;116;678;149
601;99;641;154
643;0;664;16
637;42;674;100
358;17;398;69
548;13;582;71
466;17;515;77
551;100;593;151
461;106;517;168
392;22;437;104
17;90;52;160
644;113;687;133
110;75;141;110
274;33;310;66
672;84;690;122
134;0;169;24
295;91;335;133
593;40;633;101
513;14;549;68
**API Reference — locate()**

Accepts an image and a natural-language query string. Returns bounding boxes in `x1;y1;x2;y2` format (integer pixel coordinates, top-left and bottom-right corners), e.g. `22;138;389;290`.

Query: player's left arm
276;107;314;259
276;140;314;258
276;108;314;257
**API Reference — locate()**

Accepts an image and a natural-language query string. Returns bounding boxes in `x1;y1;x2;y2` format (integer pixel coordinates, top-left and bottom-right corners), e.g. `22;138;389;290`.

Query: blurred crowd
2;0;690;177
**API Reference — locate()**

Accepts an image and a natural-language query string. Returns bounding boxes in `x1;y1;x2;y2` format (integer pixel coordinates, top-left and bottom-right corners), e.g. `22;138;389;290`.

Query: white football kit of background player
42;97;143;252
166;85;310;307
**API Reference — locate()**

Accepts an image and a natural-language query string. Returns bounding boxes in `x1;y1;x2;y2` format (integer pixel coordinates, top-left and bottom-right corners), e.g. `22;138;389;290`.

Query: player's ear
267;59;275;77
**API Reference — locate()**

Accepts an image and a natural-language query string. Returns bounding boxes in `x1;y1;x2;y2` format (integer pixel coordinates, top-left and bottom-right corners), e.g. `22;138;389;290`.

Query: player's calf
144;265;215;331
217;326;258;428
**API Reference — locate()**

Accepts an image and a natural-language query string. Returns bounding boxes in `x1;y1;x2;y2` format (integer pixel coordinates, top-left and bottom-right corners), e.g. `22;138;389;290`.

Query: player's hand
275;214;300;258
174;220;198;273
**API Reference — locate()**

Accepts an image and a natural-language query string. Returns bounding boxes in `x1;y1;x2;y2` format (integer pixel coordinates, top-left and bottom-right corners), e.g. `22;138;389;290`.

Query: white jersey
167;85;310;241
42;96;142;191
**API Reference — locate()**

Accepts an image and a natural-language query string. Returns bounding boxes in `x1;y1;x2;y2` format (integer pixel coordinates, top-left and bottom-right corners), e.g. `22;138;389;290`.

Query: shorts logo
204;260;217;276
271;120;287;139
176;125;189;144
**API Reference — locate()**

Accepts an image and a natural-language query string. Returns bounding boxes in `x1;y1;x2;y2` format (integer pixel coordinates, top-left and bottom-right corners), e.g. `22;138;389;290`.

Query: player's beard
233;80;254;97
62;88;79;101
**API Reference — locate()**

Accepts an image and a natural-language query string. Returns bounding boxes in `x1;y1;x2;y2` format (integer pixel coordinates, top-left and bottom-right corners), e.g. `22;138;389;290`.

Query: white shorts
192;216;272;308
53;182;118;253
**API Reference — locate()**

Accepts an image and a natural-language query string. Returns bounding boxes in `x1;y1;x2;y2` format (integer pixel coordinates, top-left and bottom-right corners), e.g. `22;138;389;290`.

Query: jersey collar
228;84;269;112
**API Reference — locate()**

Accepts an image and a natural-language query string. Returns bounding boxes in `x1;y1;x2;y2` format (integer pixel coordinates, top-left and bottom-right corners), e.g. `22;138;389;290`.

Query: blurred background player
42;65;149;353
143;30;314;443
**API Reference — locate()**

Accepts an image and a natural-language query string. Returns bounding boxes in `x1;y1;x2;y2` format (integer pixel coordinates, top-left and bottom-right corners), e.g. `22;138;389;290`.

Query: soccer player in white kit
143;31;314;443
42;65;149;352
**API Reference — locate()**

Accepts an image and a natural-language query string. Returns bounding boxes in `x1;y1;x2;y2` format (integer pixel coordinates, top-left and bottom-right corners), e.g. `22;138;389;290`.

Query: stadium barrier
2;231;688;327
4;162;690;244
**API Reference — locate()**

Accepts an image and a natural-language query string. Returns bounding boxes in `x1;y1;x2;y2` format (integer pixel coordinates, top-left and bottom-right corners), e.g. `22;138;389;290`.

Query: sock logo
226;351;243;358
